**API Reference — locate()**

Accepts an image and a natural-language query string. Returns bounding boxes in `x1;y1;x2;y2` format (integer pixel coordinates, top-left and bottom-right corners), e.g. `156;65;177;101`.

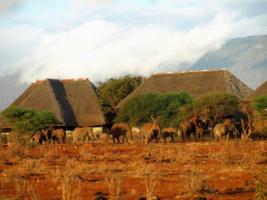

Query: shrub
253;95;267;113
1;107;58;133
116;92;193;127
1;107;58;144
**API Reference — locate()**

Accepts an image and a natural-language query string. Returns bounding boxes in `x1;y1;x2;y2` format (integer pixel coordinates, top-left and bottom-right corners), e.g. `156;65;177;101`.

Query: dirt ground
0;140;266;200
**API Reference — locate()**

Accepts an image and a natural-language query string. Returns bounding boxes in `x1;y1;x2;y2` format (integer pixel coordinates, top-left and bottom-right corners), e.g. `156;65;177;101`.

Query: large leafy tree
1;107;58;134
116;92;193;128
97;75;143;122
192;93;240;121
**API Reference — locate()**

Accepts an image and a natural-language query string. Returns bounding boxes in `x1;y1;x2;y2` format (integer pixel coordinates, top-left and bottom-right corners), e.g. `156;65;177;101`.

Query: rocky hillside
0;75;27;111
191;35;267;89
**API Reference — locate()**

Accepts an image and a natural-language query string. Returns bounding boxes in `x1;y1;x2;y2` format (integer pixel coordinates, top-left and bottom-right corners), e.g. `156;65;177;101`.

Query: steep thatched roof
118;69;252;108
246;81;267;100
0;78;105;129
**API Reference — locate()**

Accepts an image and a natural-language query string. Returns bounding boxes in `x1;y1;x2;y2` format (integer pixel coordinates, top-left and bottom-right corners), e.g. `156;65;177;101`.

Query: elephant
52;128;66;144
73;127;95;145
179;119;196;142
160;128;177;143
110;122;132;143
32;128;53;144
213;119;237;141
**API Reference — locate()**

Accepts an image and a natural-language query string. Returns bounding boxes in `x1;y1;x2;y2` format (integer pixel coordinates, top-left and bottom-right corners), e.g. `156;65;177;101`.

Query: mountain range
0;75;27;111
191;35;267;89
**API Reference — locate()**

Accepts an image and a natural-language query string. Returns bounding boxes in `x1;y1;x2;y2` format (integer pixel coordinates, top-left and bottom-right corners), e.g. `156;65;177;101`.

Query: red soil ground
0;140;266;200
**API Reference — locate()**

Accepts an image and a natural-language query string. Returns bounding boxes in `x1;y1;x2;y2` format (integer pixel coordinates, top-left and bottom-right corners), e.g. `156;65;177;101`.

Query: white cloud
0;12;262;84
0;0;267;87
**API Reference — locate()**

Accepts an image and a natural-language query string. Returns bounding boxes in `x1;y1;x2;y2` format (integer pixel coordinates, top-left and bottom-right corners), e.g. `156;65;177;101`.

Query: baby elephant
160;128;177;143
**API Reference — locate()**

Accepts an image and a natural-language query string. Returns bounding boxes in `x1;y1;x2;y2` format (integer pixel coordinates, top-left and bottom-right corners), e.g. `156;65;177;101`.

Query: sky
0;0;267;84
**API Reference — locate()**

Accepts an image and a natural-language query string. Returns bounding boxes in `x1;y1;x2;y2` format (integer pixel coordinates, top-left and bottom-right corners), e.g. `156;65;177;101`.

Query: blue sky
0;0;267;85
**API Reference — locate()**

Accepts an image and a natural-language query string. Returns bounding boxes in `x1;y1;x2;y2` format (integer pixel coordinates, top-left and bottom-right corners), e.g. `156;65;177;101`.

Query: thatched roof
0;78;106;129
246;81;267;100
118;69;252;108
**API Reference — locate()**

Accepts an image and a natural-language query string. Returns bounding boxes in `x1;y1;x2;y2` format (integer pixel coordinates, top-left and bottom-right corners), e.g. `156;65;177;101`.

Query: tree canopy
97;75;143;122
116;92;193;128
1;107;58;134
191;93;240;121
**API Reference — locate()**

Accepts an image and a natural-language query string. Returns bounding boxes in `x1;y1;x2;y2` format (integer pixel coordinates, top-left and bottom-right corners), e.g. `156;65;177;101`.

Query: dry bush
13;177;40;200
97;161;109;174
14;177;28;200
0;148;8;161
79;145;93;161
105;173;122;200
98;159;123;200
21;159;37;172
43;145;60;160
27;183;41;200
135;163;160;200
60;176;81;200
185;166;206;196
0;174;8;196
52;159;84;200
6;144;26;160
130;188;137;200
21;159;46;174
254;169;267;200
144;172;160;200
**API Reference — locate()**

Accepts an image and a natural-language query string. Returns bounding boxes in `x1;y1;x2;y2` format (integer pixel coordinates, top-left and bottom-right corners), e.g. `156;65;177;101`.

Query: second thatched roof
118;69;252;108
245;81;267;100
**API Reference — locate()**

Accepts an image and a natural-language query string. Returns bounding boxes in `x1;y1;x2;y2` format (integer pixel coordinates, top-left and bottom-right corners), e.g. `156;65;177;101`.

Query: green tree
97;75;143;122
116;92;193;128
253;95;267;113
192;93;240;121
1;107;58;134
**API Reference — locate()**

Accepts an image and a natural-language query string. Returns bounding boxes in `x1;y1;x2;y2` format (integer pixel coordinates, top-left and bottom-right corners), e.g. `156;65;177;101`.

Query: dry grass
217;140;262;166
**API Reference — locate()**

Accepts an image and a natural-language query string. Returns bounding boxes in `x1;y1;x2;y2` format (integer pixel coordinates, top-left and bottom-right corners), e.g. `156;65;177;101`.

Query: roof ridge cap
151;69;228;76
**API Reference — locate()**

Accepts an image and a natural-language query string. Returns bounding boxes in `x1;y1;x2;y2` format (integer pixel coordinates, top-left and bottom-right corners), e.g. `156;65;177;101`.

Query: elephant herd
107;117;240;144
30;116;242;145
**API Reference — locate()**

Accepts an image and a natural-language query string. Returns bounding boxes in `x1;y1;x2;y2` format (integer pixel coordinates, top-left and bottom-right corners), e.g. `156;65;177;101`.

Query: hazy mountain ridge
0;75;28;111
191;35;267;89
